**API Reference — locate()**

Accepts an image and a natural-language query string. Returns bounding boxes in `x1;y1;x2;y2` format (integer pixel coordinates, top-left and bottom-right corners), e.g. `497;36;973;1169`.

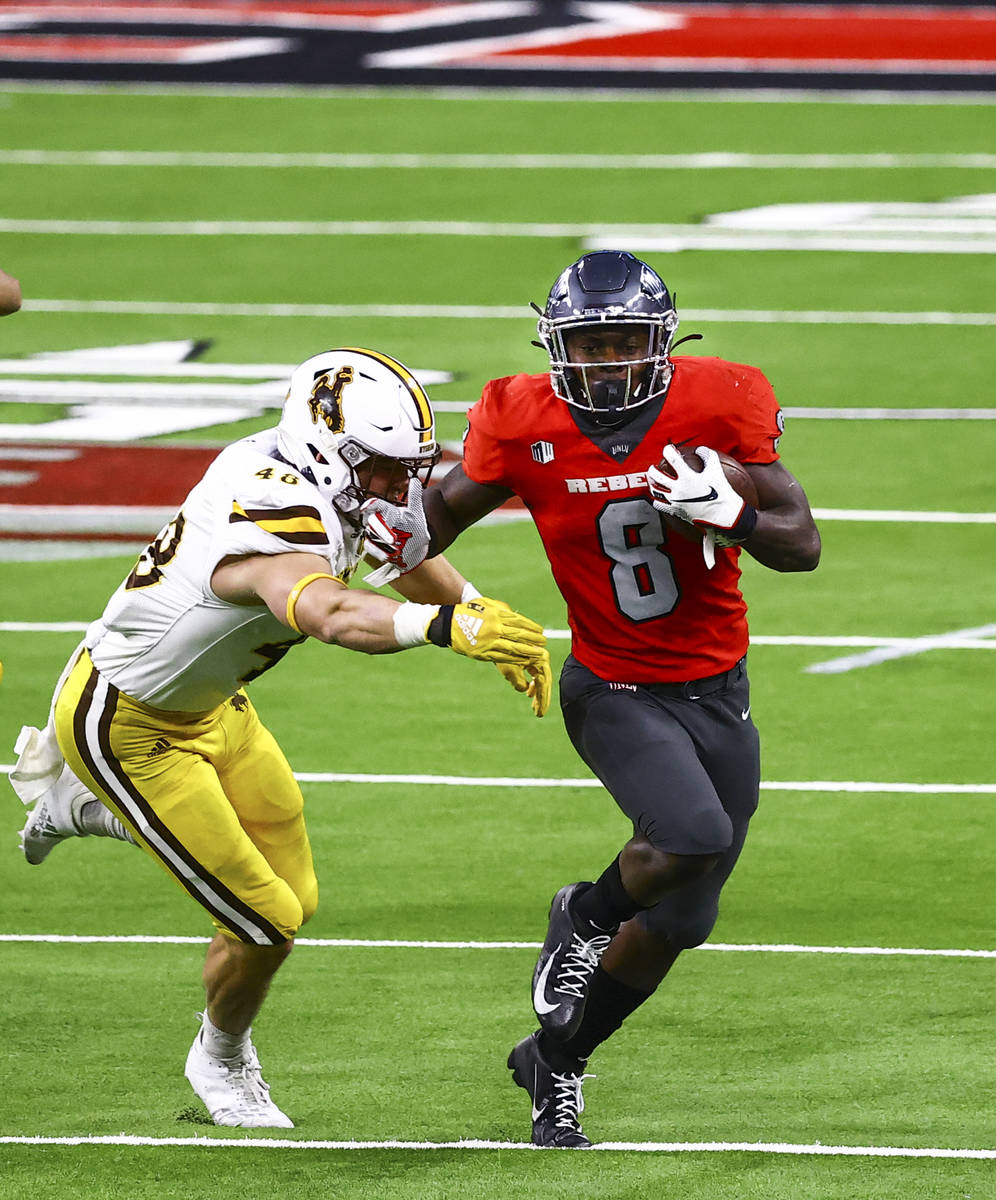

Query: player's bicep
212;551;338;621
744;460;810;515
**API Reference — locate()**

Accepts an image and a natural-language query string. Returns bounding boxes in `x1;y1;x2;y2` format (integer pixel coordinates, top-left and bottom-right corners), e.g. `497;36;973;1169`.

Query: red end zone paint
0;443;219;540
0;442;487;541
484;6;996;69
0;444;220;508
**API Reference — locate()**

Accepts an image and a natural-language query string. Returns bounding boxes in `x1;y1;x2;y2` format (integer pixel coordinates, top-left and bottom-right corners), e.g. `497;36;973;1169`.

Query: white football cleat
184;1029;294;1128
18;764;94;865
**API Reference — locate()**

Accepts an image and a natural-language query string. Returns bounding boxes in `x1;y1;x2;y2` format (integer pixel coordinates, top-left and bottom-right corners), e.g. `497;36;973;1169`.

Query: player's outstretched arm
212;551;547;664
385;552;469;604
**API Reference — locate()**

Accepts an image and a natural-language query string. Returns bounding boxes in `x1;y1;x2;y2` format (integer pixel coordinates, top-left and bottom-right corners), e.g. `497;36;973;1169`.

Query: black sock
571;856;642;932
542;966;653;1066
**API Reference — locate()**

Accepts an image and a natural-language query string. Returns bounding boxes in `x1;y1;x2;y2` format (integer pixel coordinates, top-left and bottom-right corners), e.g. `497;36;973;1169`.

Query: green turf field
0;85;994;1198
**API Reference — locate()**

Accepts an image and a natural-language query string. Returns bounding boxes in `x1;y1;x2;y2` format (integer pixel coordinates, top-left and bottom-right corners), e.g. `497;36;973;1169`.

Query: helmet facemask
336;437;439;509
541;314;679;423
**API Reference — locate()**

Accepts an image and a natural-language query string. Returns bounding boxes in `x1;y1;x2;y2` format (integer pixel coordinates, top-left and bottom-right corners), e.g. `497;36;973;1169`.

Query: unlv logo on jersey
308;367;352;434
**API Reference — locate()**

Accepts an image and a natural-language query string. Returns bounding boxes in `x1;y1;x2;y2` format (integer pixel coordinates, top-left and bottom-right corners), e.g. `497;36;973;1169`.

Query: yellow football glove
427;596;546;665
496;648;553;718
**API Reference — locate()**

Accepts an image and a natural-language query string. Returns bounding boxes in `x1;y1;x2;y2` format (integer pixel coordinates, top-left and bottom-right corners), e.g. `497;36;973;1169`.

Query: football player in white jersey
12;347;551;1129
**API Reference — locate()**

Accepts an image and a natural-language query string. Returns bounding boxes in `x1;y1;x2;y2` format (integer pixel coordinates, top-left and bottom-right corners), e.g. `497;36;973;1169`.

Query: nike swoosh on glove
362;477;430;586
647;444;757;538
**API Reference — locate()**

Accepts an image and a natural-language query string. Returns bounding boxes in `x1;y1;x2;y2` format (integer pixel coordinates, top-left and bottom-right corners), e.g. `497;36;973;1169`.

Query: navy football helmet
536;250;679;421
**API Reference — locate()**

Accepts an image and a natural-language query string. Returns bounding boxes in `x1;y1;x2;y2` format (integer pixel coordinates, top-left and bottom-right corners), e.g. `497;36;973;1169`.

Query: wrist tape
392;601;439;649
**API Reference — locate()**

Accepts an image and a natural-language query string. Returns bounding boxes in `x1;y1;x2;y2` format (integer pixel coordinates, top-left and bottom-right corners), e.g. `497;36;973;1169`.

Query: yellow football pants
54;649;318;944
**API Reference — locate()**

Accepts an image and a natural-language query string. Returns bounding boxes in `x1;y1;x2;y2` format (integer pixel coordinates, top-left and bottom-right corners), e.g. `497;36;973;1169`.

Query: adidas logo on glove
454;612;484;646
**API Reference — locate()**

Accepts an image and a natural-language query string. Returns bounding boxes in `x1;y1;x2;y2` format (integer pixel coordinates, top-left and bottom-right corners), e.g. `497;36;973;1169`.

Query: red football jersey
462;356;783;683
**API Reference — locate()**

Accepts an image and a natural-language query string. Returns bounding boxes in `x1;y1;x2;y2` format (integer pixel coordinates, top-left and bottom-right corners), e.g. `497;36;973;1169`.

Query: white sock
199;1011;251;1062
78;800;137;844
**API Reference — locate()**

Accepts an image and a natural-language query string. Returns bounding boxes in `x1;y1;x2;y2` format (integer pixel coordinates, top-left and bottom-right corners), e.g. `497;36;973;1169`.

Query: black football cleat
532;882;615;1040
508;1031;593;1149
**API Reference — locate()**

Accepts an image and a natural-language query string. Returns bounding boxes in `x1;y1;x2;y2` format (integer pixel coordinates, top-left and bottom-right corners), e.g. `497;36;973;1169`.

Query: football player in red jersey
423;250;821;1147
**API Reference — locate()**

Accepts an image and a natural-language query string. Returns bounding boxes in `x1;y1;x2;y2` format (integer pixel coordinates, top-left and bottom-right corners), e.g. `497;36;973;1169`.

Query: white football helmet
276;347;440;514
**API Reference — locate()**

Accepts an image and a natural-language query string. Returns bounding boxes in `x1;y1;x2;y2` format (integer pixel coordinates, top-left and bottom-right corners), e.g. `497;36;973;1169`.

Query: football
655;447;759;541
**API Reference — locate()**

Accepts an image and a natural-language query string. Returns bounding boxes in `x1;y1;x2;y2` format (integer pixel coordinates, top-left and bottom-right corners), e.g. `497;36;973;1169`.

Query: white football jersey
86;429;364;710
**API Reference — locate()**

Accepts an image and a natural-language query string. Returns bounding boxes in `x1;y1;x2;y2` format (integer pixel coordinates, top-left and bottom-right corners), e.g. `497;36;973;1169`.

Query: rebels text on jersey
462;357;783;683
86;430;363;711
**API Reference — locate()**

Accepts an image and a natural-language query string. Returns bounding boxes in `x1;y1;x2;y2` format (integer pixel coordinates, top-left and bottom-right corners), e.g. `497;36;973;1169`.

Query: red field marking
0;443;493;540
484;6;996;69
0;444;219;507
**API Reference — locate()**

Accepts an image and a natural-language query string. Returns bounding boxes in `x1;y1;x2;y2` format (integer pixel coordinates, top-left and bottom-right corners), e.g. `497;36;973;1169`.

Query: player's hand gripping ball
648;444;759;544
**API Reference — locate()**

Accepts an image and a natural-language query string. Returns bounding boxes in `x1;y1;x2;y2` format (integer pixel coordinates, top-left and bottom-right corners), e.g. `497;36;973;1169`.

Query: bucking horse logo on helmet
308;367;353;434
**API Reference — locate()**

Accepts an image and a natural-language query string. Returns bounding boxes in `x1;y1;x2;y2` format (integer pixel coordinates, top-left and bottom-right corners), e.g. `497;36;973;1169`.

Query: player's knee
271;892;305;940
682;802;735;857
662;849;723;890
628;838;723;890
667;903;721;949
641;899;720;950
269;936;296;961
639;800;734;860
272;869;318;936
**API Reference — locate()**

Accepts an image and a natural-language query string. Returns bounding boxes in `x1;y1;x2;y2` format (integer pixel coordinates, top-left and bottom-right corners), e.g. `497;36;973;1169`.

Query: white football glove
647;445;748;530
647;445;757;571
362;477;430;586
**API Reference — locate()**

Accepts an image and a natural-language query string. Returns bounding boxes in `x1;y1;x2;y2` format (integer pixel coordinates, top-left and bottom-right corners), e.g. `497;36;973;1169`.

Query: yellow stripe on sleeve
230;502;329;546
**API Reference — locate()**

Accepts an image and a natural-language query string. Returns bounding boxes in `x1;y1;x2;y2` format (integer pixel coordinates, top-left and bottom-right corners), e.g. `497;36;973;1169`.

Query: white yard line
806;622;996;674
3;150;995;170
0;933;992;957
0;762;991;793
3;218;996;256
18;300;996;326
4;622;995;648
1;82;994;105
810;508;995;523
0;1134;991;1157
0;506;993;535
3;217;994;254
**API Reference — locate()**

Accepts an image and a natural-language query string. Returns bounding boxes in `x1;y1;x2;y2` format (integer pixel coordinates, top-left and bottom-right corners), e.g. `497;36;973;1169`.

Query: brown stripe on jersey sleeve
230;501;329;545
